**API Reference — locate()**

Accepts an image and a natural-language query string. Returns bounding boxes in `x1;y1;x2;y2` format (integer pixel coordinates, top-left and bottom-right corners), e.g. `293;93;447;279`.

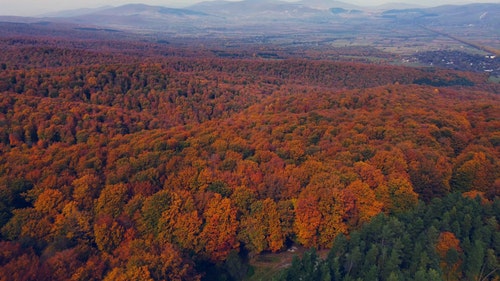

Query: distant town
406;50;499;76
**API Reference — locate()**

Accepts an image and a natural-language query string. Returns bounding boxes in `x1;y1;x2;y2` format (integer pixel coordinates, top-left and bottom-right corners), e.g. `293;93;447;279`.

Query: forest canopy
0;35;498;280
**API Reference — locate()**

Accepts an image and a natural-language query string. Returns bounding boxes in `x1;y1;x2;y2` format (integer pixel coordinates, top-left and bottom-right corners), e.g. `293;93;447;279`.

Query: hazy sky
1;0;498;16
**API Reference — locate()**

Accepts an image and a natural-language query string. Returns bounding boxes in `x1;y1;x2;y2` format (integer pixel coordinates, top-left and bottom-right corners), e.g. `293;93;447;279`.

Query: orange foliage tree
200;194;239;262
436;231;463;281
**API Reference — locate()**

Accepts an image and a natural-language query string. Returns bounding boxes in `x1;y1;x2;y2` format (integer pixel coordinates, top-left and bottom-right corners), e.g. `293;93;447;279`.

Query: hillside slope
0;35;498;280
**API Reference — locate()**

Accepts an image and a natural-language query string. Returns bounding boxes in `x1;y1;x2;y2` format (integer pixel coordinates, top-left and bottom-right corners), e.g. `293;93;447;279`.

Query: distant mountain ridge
89;3;208;16
39;6;113;18
373;2;425;10
0;0;498;47
295;0;361;10
188;0;326;19
381;3;499;25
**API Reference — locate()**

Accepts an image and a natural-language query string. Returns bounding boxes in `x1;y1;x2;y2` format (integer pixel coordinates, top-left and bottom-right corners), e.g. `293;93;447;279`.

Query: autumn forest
0;33;499;281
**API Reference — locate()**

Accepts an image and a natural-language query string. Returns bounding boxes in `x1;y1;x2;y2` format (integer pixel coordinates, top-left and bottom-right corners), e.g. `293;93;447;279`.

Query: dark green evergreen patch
276;193;499;281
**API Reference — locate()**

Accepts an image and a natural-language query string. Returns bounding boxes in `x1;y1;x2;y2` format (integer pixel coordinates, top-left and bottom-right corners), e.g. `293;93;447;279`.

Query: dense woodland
278;194;499;281
0;35;498;281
